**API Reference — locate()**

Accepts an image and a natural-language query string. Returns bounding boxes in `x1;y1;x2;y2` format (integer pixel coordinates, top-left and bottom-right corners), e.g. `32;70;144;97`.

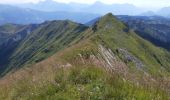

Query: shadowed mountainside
0;20;88;75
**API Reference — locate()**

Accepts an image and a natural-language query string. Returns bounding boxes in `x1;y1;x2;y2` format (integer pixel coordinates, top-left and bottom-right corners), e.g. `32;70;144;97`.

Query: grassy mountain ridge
9;20;87;66
0;13;169;99
57;13;170;91
0;23;40;73
90;13;170;72
0;20;88;75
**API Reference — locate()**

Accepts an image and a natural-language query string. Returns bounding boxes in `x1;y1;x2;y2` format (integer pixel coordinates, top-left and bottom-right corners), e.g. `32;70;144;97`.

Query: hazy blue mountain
86;2;143;15
0;4;44;24
17;0;144;15
157;7;170;17
139;7;170;18
0;4;100;25
17;0;89;12
11;0;170;17
18;0;72;12
140;11;157;16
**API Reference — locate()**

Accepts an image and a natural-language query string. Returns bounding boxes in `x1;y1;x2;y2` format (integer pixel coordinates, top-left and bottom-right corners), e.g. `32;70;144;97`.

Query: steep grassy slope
0;37;169;100
118;16;170;50
0;20;87;75
50;13;170;92
0;24;40;74
9;20;87;67
0;13;169;99
93;14;170;75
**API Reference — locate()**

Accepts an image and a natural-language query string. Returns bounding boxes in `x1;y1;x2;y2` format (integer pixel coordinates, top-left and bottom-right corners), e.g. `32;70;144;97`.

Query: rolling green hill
0;13;169;99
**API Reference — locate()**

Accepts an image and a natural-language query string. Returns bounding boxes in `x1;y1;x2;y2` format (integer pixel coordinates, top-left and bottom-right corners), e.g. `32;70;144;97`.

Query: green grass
0;65;168;100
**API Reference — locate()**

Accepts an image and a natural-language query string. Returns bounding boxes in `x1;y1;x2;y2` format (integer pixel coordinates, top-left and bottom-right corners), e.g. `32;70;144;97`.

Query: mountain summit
93;13;126;30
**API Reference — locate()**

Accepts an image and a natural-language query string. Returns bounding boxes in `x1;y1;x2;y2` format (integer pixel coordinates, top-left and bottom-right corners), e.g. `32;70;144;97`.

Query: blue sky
0;0;170;9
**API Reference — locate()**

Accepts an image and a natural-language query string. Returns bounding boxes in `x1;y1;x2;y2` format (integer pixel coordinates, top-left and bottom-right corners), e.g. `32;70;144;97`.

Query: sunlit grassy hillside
0;13;169;100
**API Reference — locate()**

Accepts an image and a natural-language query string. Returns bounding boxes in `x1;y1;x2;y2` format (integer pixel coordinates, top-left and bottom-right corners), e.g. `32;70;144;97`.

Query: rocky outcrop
116;48;145;70
98;44;128;75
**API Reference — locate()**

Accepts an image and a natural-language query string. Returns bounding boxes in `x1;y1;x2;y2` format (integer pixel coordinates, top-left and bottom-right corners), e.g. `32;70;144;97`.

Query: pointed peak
91;13;126;31
103;13;114;18
98;13;120;24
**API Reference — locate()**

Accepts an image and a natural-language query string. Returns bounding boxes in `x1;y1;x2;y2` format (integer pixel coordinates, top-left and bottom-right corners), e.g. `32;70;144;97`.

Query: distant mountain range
0;4;100;25
140;8;170;18
15;0;170;17
0;0;170;26
0;0;170;25
16;0;144;15
158;7;170;17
